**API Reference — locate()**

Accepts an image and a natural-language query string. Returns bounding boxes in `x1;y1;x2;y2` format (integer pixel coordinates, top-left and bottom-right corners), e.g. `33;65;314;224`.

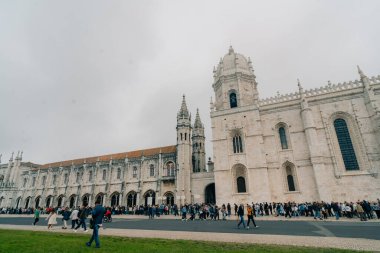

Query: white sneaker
255;226;259;228
84;230;89;232
74;229;77;232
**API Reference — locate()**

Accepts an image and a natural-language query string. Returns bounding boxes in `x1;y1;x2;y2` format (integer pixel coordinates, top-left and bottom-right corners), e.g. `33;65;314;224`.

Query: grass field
0;229;359;253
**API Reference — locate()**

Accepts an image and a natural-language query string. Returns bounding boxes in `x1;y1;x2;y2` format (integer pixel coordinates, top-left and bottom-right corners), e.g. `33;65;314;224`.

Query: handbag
89;218;94;229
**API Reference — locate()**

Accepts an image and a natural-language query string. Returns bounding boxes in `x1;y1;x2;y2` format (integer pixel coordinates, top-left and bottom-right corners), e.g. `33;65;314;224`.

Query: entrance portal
205;183;216;204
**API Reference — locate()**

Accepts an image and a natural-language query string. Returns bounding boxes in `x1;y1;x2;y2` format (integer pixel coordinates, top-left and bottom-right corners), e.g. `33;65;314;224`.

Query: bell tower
192;109;206;172
176;95;192;205
212;46;259;111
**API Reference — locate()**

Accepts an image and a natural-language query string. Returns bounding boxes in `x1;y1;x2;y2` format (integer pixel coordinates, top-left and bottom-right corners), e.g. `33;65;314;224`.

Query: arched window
102;170;106;180
144;190;156;206
69;196;75;208
96;194;103;204
23;178;27;187
237;177;246;193
32;177;36;187
52;175;56;185
180;133;183;141
64;174;68;184
57;196;63;207
76;172;80;183
232;134;243;153
35;197;41;208
111;193;120;206
230;92;237;108
285;166;296;192
149;164;155;177
334;118;359;170
127;191;137;207
279;127;288;149
166;162;175;176
132;166;138;178
185;133;187;140
117;168;121;179
88;171;93;182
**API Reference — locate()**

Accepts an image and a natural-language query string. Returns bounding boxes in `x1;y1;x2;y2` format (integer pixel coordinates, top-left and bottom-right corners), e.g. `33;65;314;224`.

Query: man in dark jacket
86;200;105;248
237;204;246;229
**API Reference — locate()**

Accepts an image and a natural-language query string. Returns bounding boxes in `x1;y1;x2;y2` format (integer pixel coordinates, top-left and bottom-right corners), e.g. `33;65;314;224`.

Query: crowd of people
2;199;379;222
1;199;380;248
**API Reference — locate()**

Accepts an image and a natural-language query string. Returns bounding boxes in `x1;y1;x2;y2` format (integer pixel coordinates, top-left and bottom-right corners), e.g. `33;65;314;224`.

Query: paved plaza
0;215;379;251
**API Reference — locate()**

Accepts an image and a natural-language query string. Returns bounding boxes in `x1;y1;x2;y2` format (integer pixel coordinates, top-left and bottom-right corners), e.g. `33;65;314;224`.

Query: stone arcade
1;47;380;209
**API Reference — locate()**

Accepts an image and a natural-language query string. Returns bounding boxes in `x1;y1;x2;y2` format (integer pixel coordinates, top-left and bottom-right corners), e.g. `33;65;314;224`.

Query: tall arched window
237;177;246;193
279;127;288;149
64;174;68;184
286;167;295;191
52;175;56;185
166;162;175;176
233;134;243;153
117;168;121;179
230;92;237;108
88;171;93;182
76;172;80;183
132;166;138;178
102;170;106;180
149;164;155;177
23;178;27;187
334;118;359;170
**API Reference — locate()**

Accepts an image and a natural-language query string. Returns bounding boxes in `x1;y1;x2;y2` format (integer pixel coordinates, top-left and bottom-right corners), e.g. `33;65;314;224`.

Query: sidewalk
1;224;379;251
1;214;379;223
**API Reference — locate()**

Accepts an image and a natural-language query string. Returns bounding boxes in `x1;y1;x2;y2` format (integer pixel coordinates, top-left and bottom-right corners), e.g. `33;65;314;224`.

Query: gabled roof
39;145;176;169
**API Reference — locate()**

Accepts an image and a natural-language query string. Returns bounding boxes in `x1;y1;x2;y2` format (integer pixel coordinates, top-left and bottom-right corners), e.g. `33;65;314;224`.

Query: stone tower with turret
176;95;192;204
192;109;206;172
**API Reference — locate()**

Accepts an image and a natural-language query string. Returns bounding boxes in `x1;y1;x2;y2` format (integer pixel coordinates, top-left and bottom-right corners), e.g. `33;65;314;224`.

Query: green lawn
0;229;359;253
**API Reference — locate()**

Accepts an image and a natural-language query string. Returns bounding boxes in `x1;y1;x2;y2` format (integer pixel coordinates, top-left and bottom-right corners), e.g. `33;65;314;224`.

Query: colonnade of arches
7;190;182;209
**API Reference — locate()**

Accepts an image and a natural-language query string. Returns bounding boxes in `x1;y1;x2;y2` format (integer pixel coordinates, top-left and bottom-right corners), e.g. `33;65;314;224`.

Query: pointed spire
194;108;203;128
297;78;304;94
357;65;367;79
228;45;234;55
9;152;14;161
20;151;23;160
177;95;190;119
16;151;20;159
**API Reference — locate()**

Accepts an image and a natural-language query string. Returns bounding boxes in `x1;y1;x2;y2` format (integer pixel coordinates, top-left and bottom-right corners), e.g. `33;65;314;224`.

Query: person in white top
46;210;57;229
70;208;79;229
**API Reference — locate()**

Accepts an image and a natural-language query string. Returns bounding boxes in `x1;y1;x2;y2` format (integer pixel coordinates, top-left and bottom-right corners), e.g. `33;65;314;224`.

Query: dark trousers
71;219;78;229
237;215;245;228
75;218;87;230
33;218;39;225
88;224;100;247
247;215;257;227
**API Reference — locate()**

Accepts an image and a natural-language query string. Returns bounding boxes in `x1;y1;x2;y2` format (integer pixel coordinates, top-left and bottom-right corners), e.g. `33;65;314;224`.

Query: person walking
46;210;57;229
32;207;40;226
246;204;259;229
86;200;105;248
75;206;89;232
62;207;71;229
227;203;231;217
237;204;246;229
70;207;79;229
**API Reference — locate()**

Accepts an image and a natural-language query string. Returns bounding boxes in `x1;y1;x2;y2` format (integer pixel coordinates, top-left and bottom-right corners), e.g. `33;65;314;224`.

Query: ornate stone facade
211;46;380;205
0;98;214;209
1;46;379;208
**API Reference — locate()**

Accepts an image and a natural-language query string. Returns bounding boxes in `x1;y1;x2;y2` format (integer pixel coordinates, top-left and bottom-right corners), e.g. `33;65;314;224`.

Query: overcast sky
0;0;379;164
